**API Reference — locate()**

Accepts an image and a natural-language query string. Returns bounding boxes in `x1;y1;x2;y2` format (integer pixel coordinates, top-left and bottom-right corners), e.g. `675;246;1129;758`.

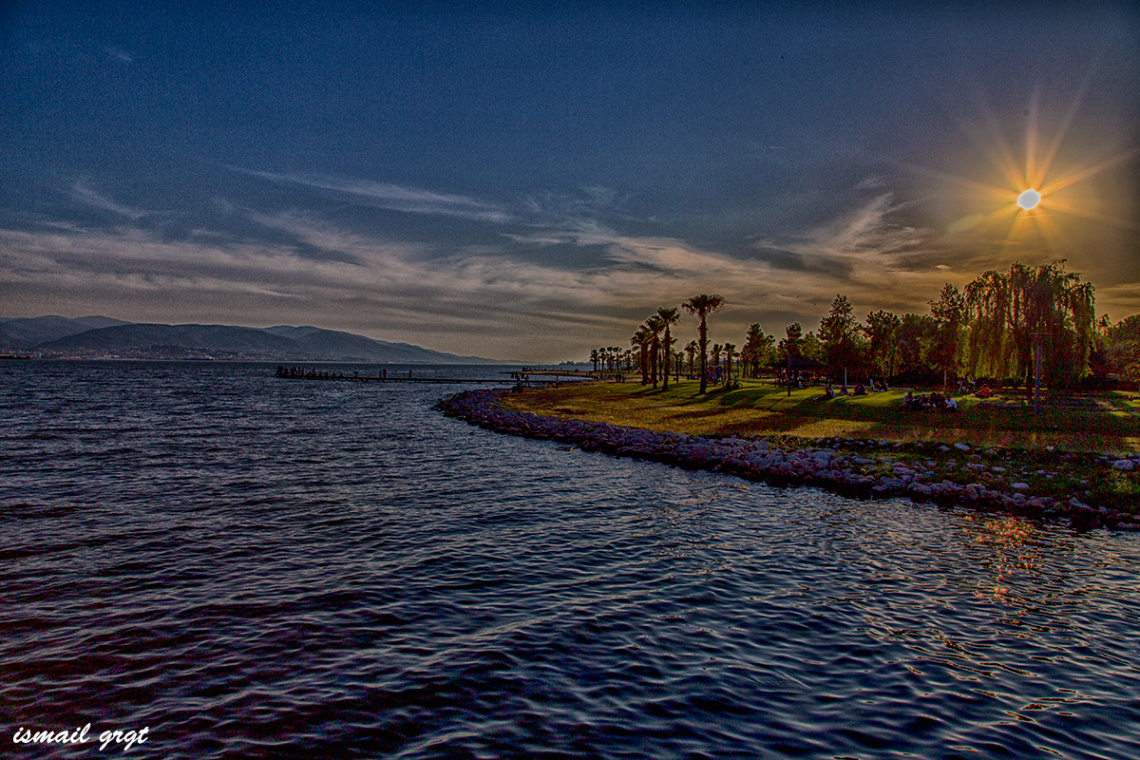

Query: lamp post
1031;331;1045;415
787;352;792;397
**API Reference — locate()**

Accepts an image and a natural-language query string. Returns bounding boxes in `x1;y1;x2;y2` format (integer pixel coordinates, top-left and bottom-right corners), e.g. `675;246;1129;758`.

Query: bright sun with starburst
922;92;1138;254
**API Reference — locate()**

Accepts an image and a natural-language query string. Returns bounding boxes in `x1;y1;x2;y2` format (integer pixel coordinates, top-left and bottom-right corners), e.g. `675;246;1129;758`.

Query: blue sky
2;1;1137;361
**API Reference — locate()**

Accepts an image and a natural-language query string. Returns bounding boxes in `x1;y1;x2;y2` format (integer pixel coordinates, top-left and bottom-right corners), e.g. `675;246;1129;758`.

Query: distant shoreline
438;387;1140;533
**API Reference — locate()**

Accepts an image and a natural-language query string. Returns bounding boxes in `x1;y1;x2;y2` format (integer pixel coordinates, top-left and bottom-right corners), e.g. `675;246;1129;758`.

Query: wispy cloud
235;169;515;223
71;180;150;221
103;46;133;64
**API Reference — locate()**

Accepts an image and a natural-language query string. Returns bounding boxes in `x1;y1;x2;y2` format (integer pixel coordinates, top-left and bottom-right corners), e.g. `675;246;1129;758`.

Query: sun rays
914;79;1138;260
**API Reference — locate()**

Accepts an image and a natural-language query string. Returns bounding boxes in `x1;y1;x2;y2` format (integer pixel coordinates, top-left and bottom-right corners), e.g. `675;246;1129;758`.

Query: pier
275;366;594;387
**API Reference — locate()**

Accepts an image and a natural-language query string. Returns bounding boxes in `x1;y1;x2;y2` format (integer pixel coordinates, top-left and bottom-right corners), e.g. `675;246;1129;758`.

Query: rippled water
2;360;1139;759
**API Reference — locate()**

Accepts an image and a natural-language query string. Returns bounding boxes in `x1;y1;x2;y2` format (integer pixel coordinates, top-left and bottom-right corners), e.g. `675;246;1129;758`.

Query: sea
2;360;1139;759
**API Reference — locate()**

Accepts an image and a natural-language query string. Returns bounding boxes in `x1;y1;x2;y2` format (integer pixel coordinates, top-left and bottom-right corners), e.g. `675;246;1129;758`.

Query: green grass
510;377;1140;453
503;377;1140;512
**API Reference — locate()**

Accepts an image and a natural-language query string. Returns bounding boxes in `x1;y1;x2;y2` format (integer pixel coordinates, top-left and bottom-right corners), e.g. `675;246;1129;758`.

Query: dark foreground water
2;361;1139;759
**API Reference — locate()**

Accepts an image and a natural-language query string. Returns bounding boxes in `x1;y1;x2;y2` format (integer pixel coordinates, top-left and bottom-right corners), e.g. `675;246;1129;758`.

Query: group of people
903;391;958;411
821;379;889;400
277;366;345;380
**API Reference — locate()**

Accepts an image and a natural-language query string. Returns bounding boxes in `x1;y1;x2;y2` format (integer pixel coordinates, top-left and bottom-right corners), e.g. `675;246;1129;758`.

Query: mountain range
0;316;500;363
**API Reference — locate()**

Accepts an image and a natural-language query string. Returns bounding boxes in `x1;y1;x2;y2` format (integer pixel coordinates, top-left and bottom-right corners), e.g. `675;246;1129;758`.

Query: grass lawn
505;377;1140;454
500;377;1140;514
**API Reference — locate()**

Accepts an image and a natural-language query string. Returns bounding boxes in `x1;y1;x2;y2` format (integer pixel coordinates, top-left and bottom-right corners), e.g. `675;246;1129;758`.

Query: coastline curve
437;388;1140;533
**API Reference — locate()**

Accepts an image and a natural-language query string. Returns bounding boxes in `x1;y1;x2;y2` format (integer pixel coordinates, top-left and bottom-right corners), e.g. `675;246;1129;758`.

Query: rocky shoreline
438;388;1140;532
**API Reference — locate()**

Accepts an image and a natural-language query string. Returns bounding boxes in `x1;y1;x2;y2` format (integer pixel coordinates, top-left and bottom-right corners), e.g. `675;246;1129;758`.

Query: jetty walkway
275;366;593;387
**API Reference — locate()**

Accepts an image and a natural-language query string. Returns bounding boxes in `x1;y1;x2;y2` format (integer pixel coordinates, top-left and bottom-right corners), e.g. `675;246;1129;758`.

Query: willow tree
964;262;1096;387
683;294;725;394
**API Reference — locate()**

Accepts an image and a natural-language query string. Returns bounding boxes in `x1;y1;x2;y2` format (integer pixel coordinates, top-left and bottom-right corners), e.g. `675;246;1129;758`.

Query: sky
2;1;1138;362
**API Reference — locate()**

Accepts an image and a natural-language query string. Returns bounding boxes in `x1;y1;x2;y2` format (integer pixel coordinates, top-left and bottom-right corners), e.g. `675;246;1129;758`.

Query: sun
912;88;1138;251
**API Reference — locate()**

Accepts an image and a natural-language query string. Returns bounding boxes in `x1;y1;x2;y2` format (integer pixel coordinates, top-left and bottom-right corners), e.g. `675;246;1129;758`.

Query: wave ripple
2;361;1139;759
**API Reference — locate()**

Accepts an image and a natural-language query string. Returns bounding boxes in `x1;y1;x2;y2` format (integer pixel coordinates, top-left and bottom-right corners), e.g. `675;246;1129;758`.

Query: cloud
235;169;515;224
103;46;133;64
3;181;964;360
12;166;1128;361
1094;282;1140;321
855;175;885;190
71;180;149;221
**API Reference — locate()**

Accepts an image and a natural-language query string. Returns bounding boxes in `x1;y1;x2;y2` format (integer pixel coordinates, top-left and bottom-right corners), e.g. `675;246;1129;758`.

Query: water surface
2;361;1138;758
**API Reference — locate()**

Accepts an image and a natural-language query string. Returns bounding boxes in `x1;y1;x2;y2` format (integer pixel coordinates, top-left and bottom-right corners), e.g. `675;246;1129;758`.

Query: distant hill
0;315;118;347
1;317;501;363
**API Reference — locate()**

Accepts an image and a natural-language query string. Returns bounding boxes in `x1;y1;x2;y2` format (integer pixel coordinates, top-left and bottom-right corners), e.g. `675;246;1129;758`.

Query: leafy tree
929;283;967;385
741;323;776;378
778;322;804;361
1102;315;1140;384
802;331;825;364
898;313;937;380
819;294;862;379
683;294;726;394
865;310;902;379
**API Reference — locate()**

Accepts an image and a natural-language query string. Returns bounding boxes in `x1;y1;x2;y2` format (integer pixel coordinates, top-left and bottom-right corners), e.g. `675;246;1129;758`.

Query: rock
437;389;1137;531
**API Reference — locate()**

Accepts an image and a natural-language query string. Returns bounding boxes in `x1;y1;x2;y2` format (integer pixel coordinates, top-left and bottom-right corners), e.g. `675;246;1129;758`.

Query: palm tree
685;340;698;378
645;316;664;388
589;348;600;374
630;328;651;384
683;294;725;394
656;307;680;391
723;342;737;386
